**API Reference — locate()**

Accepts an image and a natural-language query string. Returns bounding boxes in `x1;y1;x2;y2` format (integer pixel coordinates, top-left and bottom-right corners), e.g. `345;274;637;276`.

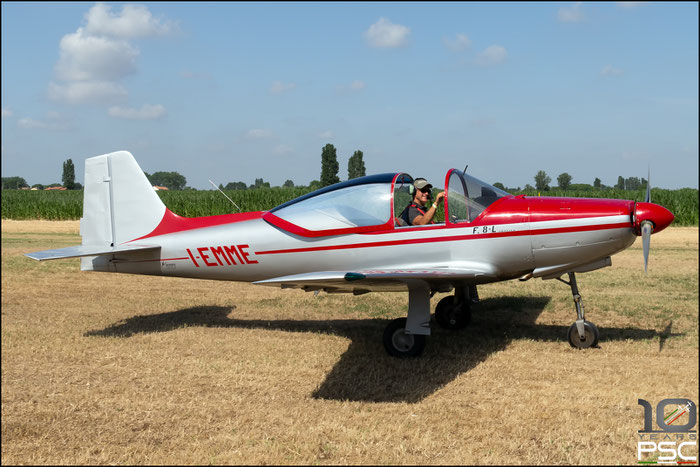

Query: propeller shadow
85;297;682;403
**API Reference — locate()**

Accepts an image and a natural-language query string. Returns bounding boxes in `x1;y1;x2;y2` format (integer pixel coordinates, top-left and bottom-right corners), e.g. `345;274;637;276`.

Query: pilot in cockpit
400;178;445;226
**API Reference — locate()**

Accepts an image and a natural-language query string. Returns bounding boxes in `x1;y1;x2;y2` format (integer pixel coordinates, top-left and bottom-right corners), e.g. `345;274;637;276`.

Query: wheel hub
392;329;414;351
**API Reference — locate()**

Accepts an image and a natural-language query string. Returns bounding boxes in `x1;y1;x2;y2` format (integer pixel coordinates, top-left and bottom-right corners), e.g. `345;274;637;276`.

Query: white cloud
601;64;624;76
17;118;44;129
364;18;410;48
245;129;275;140
84;3;177;38
318;130;334;139
55;28;139;82
2;108;12;118
558;2;585;23
272;144;293;156
17;112;70;131
48;80;128;105
108;104;166;120
269;81;296;94
443;33;471;52
476;45;507;66
48;4;175;106
336;80;366;94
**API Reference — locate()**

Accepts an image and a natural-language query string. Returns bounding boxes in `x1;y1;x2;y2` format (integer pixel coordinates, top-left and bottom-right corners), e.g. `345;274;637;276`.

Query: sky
2;2;698;190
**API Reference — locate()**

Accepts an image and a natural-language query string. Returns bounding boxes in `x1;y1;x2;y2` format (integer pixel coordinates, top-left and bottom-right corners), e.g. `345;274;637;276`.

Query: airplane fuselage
89;196;639;290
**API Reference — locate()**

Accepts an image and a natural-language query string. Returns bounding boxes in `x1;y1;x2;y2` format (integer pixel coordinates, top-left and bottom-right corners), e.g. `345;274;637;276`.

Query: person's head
412;178;433;205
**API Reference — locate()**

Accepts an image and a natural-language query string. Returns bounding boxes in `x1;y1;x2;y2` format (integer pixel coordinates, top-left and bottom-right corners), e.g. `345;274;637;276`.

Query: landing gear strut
382;283;478;357
556;272;599;349
382;281;431;358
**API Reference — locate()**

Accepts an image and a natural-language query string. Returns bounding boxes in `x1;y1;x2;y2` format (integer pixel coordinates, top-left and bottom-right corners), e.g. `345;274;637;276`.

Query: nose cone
634;202;675;235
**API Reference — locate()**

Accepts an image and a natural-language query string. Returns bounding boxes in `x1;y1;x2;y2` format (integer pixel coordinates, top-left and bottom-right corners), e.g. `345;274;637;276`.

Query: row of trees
1;159;82;190
145;171;187;191
221;144;366;191
3;153;651;194
493;171;649;193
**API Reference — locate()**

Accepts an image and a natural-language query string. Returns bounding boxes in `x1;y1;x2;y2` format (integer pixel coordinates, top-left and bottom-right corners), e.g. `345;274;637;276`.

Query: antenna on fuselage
208;179;241;213
463;164;468;174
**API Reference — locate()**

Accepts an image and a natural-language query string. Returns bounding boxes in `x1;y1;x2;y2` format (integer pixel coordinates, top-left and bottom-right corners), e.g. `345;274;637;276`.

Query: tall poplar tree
62;159;75;190
347;150;366;179
320;144;340;187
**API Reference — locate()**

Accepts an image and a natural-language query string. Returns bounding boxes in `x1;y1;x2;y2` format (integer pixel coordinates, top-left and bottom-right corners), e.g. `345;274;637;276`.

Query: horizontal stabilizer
25;243;160;261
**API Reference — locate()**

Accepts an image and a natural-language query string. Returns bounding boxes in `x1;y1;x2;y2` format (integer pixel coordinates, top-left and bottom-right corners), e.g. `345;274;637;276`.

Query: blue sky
2;2;698;190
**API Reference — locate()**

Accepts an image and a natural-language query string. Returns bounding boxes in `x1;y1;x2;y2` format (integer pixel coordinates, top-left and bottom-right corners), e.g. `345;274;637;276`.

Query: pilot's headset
409;178;433;199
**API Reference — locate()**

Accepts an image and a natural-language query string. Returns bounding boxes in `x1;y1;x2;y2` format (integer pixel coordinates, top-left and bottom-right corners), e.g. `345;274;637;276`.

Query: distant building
45;186;67;191
152;185;169;191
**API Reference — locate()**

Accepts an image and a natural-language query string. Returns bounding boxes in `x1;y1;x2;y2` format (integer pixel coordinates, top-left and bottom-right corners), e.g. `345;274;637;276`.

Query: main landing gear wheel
557;272;600;349
383;318;426;358
434;296;471;330
567;321;599;349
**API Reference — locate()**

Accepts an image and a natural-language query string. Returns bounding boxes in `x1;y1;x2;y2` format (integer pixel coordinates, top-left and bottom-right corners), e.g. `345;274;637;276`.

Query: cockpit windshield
446;169;509;223
272;183;392;231
268;173;398;235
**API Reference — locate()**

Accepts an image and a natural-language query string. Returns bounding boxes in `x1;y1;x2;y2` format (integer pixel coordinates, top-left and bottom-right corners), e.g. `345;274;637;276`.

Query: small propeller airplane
26;151;674;357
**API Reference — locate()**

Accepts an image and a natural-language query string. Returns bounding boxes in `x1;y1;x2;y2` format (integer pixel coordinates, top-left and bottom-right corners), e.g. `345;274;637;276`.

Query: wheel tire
567;321;600;349
434;296;471;330
383;318;426;358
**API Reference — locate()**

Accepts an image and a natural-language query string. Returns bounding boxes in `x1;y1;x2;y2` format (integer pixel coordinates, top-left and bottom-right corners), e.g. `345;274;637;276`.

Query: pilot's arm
412;191;445;225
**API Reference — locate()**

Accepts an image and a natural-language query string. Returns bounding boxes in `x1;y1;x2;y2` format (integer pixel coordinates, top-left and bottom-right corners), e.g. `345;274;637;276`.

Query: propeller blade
641;220;653;274
645;166;651;203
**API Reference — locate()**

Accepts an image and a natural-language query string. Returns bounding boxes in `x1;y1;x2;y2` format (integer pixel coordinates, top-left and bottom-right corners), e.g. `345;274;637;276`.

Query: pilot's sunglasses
419;188;431;193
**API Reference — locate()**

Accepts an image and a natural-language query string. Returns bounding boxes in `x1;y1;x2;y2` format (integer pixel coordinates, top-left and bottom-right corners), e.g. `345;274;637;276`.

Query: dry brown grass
2;222;698;465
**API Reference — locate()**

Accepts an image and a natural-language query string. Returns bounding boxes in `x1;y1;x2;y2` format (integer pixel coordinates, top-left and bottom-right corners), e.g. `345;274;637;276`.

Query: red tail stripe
128;209;264;242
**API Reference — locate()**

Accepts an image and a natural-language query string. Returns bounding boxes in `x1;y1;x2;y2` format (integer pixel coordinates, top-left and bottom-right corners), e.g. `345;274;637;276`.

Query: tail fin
80;151;165;269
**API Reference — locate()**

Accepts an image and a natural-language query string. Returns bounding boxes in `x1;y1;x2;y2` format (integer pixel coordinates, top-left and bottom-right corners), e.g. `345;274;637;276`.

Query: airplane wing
253;264;497;293
25;243;160;261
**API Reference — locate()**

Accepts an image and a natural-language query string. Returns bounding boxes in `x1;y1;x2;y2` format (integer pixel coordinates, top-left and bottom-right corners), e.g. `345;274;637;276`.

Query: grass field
2;221;698;465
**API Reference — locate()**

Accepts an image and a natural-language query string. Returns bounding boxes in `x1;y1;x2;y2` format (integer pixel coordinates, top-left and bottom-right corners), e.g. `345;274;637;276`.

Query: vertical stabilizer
80;151;166;270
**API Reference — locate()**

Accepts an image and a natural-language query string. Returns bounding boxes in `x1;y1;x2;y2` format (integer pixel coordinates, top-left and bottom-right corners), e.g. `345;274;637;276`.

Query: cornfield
2;187;697;225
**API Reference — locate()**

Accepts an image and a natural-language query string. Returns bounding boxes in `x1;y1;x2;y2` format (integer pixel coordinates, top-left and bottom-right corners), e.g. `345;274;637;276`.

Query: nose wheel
557;272;600;349
567;321;599;348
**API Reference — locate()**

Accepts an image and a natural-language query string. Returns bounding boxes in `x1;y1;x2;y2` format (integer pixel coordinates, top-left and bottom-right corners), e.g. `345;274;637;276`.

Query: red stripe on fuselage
128;208;264;242
254;221;631;256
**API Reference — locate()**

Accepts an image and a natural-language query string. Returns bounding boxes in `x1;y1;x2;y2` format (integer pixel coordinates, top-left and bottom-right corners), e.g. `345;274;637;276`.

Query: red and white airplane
27;151;674;357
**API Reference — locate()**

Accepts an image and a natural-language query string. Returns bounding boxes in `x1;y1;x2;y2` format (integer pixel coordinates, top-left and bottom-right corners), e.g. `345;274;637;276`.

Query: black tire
383;318;426;358
434;296;471;330
567;321;600;349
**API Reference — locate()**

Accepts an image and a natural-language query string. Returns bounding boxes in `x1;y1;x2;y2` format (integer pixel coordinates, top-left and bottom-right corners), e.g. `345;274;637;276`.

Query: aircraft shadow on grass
86;297;682;404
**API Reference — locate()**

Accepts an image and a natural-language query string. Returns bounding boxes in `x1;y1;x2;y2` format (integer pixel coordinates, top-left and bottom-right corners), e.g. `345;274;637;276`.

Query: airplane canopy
263;170;511;237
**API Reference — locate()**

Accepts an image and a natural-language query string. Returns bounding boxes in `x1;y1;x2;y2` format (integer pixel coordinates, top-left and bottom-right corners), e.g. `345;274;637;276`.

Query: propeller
641;220;653;274
633;167;673;274
645;166;651;203
641;166;652;273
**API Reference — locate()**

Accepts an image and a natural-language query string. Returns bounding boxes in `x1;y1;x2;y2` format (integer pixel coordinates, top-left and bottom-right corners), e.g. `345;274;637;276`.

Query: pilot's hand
435;191;445;203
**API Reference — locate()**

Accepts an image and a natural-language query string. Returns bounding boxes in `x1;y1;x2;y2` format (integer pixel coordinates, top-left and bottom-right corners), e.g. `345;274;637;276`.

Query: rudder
80;151;165;269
